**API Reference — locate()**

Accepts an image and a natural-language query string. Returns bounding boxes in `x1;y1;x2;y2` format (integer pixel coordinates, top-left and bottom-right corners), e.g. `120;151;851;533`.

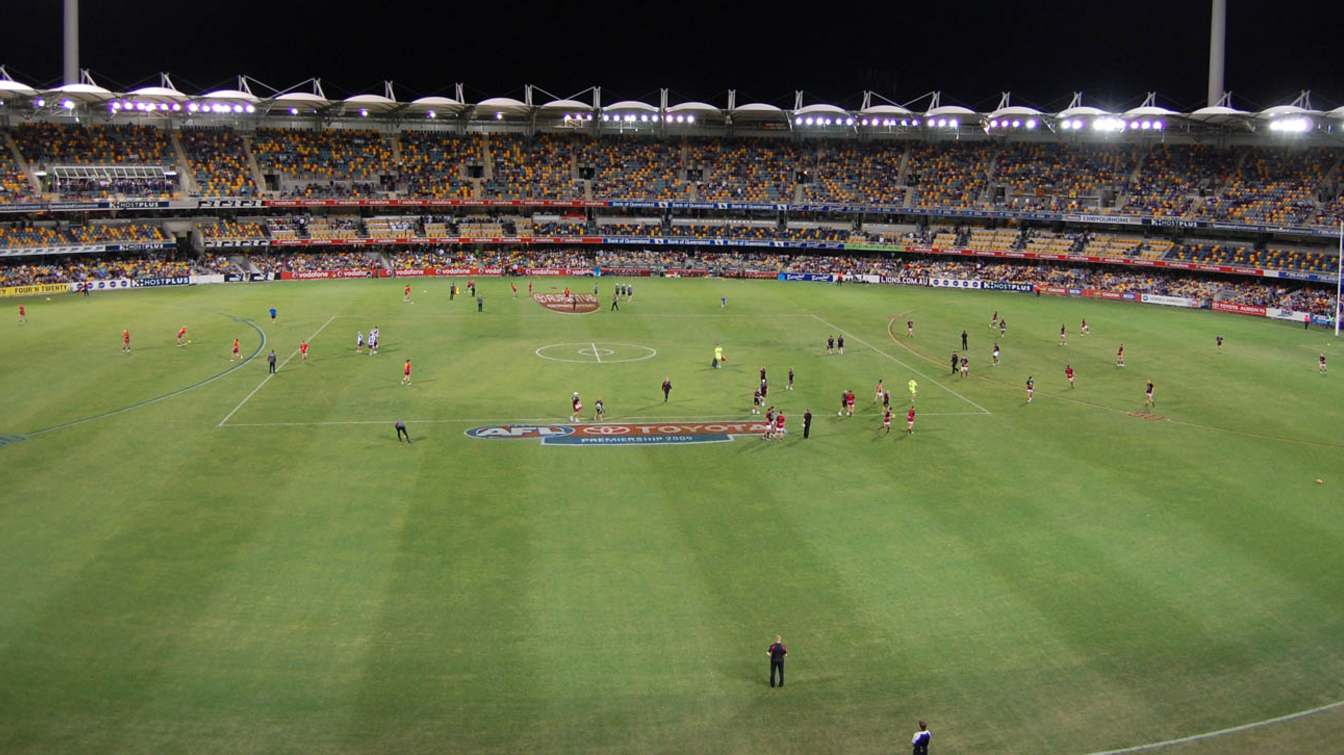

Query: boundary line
24;315;267;438
1087;698;1344;753
811;314;993;415
216;314;336;428
217;411;992;429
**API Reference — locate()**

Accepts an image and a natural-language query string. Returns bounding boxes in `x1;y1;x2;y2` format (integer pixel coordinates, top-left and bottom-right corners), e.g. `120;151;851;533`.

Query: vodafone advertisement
1213;302;1267;316
280;269;375;280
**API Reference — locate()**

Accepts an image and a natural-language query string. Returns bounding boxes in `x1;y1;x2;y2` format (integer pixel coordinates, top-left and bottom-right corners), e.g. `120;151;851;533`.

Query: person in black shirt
803;409;812;439
837;335;845;355
1216;335;1224;351
767;635;788;687
759;367;767;382
267;349;277;374
826;336;834;354
662;377;672;402
395;420;411;443
961;329;968;351
476;296;483;312
787;368;794;391
951;352;959;375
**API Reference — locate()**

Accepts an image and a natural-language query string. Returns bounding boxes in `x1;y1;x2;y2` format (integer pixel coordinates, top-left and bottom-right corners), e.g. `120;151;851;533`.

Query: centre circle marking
535;342;658;364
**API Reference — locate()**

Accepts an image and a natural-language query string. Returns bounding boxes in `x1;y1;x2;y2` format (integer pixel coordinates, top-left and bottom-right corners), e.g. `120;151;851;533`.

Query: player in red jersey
774;411;786;438
122;328;131;353
511;281;518;298
176;326;189;346
959;356;969;377
299;340;309;361
570;392;582;422
1115;344;1126;368
1065;364;1075;388
881;407;893;434
874;379;885;403
990;310;998;329
527;281;533;296
231;337;241;360
403;284;413;302
906;405;916;434
17;304;26;324
402;359;413;385
844;389;856;417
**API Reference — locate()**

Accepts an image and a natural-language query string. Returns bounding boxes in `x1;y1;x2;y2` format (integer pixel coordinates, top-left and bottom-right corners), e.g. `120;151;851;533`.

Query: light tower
63;0;79;85
1207;0;1226;107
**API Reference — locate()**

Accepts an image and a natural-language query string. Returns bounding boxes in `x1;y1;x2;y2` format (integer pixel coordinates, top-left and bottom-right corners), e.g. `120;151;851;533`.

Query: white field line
810;314;993;415
591;342;602;363
1087;698;1344;754
218;411;991;429
216;314;336;428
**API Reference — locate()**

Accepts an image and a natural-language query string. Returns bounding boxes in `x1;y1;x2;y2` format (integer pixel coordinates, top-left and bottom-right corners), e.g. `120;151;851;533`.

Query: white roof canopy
200;89;260;103
1258;104;1320;119
1057;105;1111;119
859;104;912;116
47;82;115;102
0;79;39;97
540;98;591;111
604;100;658;112
127;86;188;102
732;102;787;120
666;101;720;114
476;96;529;115
926;104;976;117
794;103;848;116
405;96;465;113
274;91;330;108
987;105;1043;120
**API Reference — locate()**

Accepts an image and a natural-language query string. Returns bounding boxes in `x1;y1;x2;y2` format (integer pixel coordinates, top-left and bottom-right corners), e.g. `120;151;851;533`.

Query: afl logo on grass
465;421;771;446
533;293;600;314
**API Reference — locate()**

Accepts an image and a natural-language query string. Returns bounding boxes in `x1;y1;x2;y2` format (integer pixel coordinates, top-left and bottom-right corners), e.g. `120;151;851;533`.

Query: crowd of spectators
907;143;993;208
398;132;478;198
0;222;167;249
0;152;35;203
996;144;1136;211
181;127;258;197
12;123;173;167
483;134;582;200
202;220;268;240
247;250;376;274
804;142;905;205
0;253;189;286
690;139;799;202
252;128;393;180
580;138;690;199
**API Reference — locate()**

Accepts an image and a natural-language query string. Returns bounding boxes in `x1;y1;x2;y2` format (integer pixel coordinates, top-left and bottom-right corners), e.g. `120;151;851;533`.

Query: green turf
1;277;1342;754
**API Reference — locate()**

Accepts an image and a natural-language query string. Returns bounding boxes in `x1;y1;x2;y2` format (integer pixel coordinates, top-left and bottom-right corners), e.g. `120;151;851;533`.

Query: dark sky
5;0;1341;111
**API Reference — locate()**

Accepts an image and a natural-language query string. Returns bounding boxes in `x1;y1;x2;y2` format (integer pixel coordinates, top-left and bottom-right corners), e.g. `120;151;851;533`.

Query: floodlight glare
949;118;958;128
495;112;503;120
289;107;298;115
1153;120;1163;130
1025;118;1036;129
427;110;436;119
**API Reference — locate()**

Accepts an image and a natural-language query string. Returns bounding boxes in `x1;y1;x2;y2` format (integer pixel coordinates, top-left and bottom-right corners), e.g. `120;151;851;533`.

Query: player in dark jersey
1144;379;1155;407
1058;324;1067;346
1080;318;1089;335
992;342;1001;367
787;368;794;391
662;377;672;402
951;351;959;375
959;356;969;377
881;407;893;434
837;335;845;355
753;389;763;414
1321;352;1328;374
990;310;998;329
1216;335;1224;351
999;318;1007;337
1116;344;1126;368
826;336;835;354
760;367;767;382
906;319;914;337
1025;375;1035;403
961;329;968;351
759;377;768;399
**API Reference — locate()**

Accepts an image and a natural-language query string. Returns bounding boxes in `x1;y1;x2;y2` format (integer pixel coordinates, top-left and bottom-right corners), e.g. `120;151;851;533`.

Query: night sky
5;0;1341;111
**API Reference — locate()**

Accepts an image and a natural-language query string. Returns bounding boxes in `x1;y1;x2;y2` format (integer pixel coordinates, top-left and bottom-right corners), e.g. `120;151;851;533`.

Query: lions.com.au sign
466;421;771;446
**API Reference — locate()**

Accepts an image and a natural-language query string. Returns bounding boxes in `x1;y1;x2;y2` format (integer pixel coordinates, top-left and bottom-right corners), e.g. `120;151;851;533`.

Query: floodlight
495;112;503;119
1153;120;1163;130
1025;118;1036;129
289;107;298;115
111;101;121;111
359;108;368;117
687;115;695;123
61;99;75;110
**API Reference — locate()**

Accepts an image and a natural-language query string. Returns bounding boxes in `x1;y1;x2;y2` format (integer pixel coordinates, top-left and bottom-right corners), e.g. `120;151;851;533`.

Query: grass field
2;276;1343;754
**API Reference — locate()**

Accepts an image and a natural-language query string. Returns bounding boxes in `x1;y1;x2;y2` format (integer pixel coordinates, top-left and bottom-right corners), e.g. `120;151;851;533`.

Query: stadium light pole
1207;0;1226;107
63;0;78;86
1335;221;1342;337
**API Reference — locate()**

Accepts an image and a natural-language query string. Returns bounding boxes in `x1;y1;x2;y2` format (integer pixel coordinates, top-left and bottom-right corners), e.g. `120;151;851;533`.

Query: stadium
2;1;1343;752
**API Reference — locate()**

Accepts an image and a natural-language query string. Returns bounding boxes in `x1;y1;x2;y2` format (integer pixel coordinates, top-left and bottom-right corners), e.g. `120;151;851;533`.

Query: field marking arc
811;314;993;415
535;342;658;364
217;314;336;428
24;315;267;439
884;317;1344;450
1087;698;1344;753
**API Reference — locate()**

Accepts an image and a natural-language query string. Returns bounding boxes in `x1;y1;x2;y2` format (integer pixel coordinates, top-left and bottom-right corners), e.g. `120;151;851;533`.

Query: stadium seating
398;132;479;198
13;123;173;167
482;134;581;200
906;143;992;208
0;152;35;203
580;138;690;200
252;128;393;181
181;127;257;197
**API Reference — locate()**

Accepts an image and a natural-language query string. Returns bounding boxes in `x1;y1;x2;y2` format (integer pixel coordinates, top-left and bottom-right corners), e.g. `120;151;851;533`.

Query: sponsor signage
280;269;374;280
983;281;1034;293
466;421;772;446
533;292;599;313
0;282;70;298
1265;307;1312;323
1213;302;1267;316
136;276;192;287
778;272;834;282
929;277;983;289
1140;293;1199;308
73;278;134;291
